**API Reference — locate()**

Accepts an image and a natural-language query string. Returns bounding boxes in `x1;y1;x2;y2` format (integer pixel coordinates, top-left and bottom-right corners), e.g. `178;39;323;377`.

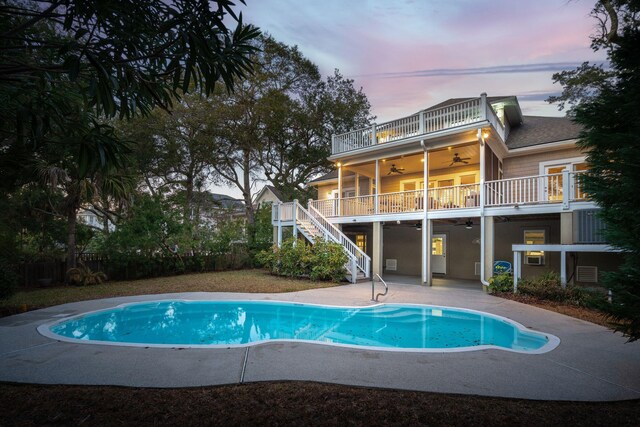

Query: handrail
308;203;371;277
371;273;388;302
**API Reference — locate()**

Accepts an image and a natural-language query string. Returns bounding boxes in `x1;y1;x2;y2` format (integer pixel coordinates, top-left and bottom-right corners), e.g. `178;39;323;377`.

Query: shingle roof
264;185;283;201
506;115;582;149
308;169;338;184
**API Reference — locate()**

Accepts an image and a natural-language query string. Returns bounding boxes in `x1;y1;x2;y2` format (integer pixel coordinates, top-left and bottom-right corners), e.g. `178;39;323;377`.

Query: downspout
477;128;490;287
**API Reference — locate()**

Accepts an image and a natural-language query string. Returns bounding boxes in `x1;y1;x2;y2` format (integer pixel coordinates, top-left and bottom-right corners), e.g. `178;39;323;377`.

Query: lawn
0;269;340;316
1;382;638;426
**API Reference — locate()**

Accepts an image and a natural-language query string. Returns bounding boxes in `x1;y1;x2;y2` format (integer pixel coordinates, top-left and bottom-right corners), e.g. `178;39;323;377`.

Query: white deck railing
277;173;593;221
332;96;502;155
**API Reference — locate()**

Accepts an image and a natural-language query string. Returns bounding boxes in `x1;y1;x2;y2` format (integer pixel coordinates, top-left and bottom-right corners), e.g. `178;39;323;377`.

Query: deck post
292;199;298;245
422;143;430;285
372;124;377;145
479;129;488;286
374;159;380;214
562;169;570;210
513;251;521;292
560;249;567;288
277;202;283;247
337;165;343;217
372;221;384;277
480;92;488;120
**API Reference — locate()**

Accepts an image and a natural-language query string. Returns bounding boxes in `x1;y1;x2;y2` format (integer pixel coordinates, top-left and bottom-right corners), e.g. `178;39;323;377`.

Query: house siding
503;147;584;179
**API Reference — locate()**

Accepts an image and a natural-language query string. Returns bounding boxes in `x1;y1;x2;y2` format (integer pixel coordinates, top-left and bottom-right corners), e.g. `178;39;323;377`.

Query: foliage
1;1;259;174
549;0;640;340
488;272;513;294
258;238;348;282
66;262;107;286
249;204;275;265
0;258;19;299
516;272;587;306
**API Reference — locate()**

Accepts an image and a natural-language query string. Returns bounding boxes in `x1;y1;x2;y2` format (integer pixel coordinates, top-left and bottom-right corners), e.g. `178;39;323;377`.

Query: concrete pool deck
1;279;639;401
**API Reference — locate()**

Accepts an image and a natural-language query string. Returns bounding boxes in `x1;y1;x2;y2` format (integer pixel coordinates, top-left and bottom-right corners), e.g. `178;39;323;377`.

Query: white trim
538;155;586;176
506;139;579;157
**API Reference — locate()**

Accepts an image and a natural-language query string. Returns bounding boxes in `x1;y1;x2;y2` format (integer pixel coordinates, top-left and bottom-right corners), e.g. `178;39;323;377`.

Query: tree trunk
242;149;255;246
66;208;78;272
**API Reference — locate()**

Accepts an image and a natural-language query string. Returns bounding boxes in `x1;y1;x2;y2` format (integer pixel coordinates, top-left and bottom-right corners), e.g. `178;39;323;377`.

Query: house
77;208;115;232
187;191;245;229
254;185;283;207
271;93;622;286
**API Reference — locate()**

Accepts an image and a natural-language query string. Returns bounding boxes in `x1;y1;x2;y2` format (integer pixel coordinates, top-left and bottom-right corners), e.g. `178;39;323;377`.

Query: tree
549;0;640;340
0;0;259;188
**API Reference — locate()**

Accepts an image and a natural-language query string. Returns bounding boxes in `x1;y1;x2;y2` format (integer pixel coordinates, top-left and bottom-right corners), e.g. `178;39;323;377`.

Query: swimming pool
39;301;559;353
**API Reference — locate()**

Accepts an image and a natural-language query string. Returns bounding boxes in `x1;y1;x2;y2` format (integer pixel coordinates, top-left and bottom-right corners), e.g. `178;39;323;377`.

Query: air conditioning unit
525;255;544;265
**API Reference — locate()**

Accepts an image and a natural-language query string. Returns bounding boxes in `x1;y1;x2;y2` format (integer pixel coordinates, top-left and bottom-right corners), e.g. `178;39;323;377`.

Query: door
544;165;566;201
431;234;446;274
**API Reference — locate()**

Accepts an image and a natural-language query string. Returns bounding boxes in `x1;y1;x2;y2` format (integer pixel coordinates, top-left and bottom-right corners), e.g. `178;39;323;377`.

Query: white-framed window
539;157;587;201
524;230;545;265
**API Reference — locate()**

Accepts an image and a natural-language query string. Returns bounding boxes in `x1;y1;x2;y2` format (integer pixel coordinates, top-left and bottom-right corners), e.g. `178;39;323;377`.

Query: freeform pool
40;301;560;353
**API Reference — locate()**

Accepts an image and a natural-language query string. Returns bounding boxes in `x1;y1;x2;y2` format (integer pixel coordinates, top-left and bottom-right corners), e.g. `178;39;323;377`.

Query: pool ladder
371;274;388;302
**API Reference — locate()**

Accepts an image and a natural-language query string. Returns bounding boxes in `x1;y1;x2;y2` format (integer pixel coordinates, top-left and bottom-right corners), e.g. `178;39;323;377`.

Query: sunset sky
237;0;606;121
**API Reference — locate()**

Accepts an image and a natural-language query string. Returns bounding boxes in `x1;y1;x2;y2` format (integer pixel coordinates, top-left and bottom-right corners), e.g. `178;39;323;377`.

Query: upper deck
331;95;507;156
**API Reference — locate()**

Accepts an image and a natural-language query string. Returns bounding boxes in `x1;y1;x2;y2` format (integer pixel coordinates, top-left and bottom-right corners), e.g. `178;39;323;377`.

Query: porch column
422;145;430;285
483;216;494;282
337;164;343;216
373;221;384;277
560;249;567;289
561;212;573;284
374;159;380;214
423;219;433;286
277;202;283;247
292;199;298;245
513;251;521;292
355;173;360;197
479;129;488;286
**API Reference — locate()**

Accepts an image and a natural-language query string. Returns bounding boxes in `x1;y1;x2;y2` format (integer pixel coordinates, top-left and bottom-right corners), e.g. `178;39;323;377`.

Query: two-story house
271;94;621;288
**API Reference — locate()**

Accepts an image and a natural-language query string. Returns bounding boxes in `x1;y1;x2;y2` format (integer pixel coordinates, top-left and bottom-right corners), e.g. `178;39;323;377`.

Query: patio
0;280;638;401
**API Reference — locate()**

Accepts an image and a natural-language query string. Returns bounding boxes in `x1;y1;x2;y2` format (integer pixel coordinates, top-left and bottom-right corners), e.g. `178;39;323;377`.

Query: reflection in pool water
47;301;554;352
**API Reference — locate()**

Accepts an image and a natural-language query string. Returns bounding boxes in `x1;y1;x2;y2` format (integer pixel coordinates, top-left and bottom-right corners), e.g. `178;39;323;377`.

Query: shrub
488;272;513;294
516;271;587;305
66;262;107;286
0;259;18;299
258;237;348;283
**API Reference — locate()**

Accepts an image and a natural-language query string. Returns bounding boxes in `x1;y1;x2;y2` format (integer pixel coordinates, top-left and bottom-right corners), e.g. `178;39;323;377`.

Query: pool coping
37;299;560;354
2;282;639;401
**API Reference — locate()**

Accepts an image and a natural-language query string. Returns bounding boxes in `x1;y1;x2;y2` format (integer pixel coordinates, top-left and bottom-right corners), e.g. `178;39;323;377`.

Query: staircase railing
307;203;371;279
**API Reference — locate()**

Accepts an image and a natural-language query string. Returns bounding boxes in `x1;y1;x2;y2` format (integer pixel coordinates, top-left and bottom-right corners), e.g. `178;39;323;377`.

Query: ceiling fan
449;153;471;166
387;164;405;175
454;219;474;229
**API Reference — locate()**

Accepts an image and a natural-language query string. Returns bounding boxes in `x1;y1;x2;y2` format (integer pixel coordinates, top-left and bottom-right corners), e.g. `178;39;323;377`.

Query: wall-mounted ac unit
385;259;397;271
525;255;544;265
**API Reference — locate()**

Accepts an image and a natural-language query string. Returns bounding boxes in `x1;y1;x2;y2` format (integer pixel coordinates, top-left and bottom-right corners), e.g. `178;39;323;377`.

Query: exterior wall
502;147;583;179
431;223;481;280
315;183;336;200
256;190;280;206
494;216;561;278
382;224;422;276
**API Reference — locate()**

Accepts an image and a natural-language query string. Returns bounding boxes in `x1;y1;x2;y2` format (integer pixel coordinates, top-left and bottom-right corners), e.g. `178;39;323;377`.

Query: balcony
273;171;590;222
331;95;506;155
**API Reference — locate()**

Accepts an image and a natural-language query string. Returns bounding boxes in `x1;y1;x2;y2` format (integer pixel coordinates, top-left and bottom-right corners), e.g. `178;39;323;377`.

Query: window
524;230;545;265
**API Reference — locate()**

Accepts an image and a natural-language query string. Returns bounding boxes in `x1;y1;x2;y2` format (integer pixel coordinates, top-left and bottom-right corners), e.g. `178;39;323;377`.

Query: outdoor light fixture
416;223;422;231
336;162;342;167
482;131;489;139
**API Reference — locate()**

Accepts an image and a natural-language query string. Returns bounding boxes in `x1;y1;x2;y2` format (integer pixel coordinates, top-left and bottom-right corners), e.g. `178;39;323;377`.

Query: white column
277;202;283;247
560;249;567;288
513;251;522;292
292;199;298;244
373;221;384;277
374;159;380;214
479;132;487;285
562;169;570;210
337;165;343;216
422;146;429;284
483;216;494;282
355;173;360;197
426;219;433;286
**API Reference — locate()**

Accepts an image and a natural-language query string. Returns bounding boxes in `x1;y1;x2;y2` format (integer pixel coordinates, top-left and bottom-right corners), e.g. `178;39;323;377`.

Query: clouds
237;0;606;120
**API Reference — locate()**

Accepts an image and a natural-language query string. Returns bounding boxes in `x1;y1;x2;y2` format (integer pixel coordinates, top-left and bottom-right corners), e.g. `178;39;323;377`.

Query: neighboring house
77;208;115;232
271;93;621;285
198;192;245;229
254;185;283;208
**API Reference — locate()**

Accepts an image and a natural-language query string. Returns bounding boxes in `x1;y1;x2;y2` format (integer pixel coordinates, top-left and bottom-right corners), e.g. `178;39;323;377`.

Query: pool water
44;301;557;353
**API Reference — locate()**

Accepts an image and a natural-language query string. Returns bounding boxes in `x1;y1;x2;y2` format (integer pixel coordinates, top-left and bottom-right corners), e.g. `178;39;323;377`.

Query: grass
0;269;340;316
1;382;638;426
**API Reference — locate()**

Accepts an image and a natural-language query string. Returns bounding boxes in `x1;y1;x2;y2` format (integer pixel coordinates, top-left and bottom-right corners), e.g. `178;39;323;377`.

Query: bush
0;258;18;299
488;272;513;294
66;262;107;286
516;271;588;305
258;237;348;283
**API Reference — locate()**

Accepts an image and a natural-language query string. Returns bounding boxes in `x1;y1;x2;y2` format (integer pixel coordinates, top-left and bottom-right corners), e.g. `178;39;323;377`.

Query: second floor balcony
273;170;590;223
